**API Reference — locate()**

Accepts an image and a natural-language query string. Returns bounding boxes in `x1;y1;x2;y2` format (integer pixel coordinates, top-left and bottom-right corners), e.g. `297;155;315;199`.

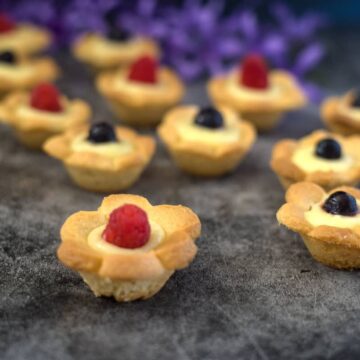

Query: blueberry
351;91;360;108
108;27;132;42
0;50;16;64
194;107;223;129
87;122;117;143
323;191;358;216
315;138;342;160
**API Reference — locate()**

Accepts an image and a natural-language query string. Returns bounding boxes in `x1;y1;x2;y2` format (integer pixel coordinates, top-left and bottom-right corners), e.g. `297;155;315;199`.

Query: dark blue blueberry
108;27;132;42
323;191;358;216
194;107;223;129
315;138;342;160
87;122;117;143
0;50;16;64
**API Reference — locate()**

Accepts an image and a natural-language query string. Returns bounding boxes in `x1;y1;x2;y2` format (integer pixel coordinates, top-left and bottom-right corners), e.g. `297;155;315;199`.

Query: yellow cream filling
88;220;164;254
177;121;240;144
114;73;166;95
71;134;133;157
305;202;360;229
226;72;281;101
292;146;353;172
87;35;145;58
16;103;67;121
0;63;33;79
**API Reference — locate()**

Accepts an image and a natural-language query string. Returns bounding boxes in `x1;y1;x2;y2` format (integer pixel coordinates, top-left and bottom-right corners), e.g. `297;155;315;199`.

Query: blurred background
2;0;358;101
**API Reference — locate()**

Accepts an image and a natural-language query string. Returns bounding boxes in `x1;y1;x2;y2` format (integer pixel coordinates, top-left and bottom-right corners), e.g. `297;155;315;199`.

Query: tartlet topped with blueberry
72;28;160;71
0;50;59;97
207;54;307;131
322;89;360;135
57;194;201;301
1;83;90;149
43;122;155;192
158;105;256;176
270;130;360;190
97;55;184;127
0;13;52;56
277;182;360;269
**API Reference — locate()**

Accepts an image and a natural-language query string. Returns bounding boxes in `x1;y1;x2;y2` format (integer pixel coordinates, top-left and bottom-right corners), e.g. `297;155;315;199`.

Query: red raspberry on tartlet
128;55;158;84
240;54;269;90
30;83;63;113
0;13;16;33
103;204;151;249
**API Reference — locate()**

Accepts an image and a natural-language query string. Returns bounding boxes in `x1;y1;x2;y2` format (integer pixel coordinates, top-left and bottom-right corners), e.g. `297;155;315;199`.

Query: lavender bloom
1;0;327;101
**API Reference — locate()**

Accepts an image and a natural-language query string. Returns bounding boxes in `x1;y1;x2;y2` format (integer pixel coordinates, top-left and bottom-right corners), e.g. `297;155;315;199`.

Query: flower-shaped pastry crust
97;66;184;127
1;92;90;149
0;57;59;96
58;194;201;301
270;130;360;190
44;124;155;192
321;91;360;135
208;70;306;131
158;105;256;176
73;33;160;71
0;24;51;56
277;182;360;269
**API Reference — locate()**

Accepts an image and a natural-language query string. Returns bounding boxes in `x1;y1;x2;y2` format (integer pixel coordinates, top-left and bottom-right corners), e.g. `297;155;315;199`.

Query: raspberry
128;56;158;84
0;13;16;33
30;83;62;113
103;204;151;249
240;54;269;90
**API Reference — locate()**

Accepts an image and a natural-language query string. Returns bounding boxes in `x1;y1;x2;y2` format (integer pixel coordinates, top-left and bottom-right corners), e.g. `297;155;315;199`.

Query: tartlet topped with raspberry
72;30;160;71
57;194;201;302
158;104;256;176
0;50;59;97
1;83;91;149
207;53;307;131
0;13;52;56
97;55;184;127
43;122;155;192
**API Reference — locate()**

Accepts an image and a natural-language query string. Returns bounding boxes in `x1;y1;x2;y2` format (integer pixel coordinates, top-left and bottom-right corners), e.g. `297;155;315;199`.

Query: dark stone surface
1;46;360;360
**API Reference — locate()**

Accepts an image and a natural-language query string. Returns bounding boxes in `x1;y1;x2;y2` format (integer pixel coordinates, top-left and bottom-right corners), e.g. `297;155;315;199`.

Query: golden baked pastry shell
270;130;360;190
73;34;160;71
2;93;91;150
158;106;256;176
97;68;184;127
208;70;306;130
321;95;360;135
0;24;52;55
277;182;360;269
44;125;155;192
0;57;59;95
58;194;201;301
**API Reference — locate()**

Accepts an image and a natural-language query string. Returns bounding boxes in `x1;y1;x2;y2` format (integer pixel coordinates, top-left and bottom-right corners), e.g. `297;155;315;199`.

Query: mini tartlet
270;130;360;190
58;194;201;301
207;54;307;131
158;105;256;177
0;13;52;56
0;50;59;97
2;83;91;149
44;122;155;192
277;181;360;269
321;89;360;135
97;55;184;127
73;31;160;71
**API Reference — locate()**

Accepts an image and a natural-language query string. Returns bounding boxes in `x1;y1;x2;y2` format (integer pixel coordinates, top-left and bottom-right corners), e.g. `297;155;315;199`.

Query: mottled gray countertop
1;35;360;360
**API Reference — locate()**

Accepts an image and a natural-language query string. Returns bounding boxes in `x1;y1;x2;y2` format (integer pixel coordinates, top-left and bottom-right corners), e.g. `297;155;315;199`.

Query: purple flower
1;0;328;102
